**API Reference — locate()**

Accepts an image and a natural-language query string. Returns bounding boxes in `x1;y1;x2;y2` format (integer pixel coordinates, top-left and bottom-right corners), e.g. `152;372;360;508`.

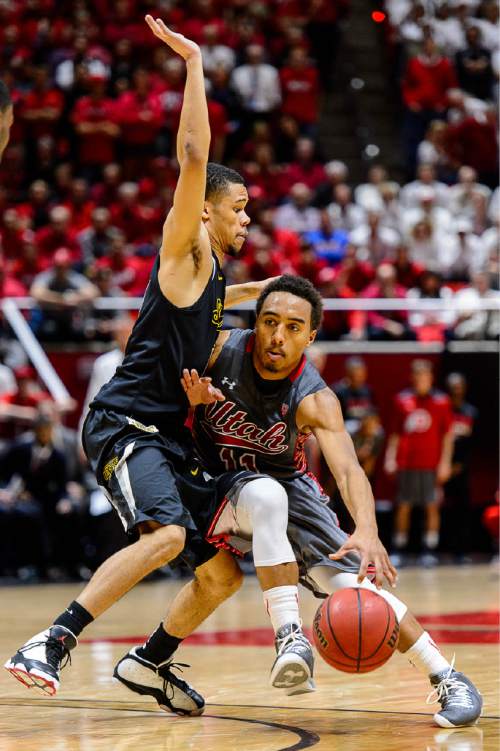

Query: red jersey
22;88;64;139
402;56;457;110
280;66;319;124
115;91;163;146
393;389;453;470
72;96;118;165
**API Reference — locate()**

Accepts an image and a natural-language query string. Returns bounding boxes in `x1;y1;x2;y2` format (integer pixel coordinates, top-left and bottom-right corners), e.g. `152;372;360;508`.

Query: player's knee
147;524;186;566
242;478;288;523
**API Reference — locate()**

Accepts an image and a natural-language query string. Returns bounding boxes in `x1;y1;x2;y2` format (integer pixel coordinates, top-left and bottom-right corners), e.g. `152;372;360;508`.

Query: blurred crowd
385;0;498;177
0;0;496;344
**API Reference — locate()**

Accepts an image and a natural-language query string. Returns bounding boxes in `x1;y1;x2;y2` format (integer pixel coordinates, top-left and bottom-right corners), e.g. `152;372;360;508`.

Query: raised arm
224;277;281;309
145;16;210;262
296;387;397;588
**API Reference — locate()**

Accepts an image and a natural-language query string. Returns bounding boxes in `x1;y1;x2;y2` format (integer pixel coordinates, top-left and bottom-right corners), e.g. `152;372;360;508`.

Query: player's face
254;292;317;378
205;183;250;257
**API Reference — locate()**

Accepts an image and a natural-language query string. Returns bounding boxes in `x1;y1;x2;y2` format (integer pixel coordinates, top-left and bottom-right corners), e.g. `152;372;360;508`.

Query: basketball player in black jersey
5;17;270;715
160;276;481;727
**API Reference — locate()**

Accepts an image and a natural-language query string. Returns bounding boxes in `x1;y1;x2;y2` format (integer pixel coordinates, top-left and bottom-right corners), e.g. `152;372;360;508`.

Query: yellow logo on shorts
190;466;199;477
103;456;119;482
126;417;159;433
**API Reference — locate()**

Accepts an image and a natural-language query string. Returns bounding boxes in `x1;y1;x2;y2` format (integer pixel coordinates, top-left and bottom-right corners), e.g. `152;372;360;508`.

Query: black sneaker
270;622;314;690
4;625;77;695
113;647;205;716
428;667;483;727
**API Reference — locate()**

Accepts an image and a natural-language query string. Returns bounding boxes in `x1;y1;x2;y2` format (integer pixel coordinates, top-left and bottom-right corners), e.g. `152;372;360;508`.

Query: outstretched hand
330;528;398;589
145;16;201;60
181;368;225;407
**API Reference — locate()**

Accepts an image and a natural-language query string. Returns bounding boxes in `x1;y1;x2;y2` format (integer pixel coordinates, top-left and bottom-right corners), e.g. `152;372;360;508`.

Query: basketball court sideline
0;565;498;750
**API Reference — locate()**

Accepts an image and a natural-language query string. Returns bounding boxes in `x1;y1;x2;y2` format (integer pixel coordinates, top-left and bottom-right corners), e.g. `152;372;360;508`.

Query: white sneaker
113;647;205;716
4;625;77;695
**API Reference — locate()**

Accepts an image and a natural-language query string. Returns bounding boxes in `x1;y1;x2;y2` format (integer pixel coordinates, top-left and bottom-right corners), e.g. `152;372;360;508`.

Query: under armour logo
221;377;236;390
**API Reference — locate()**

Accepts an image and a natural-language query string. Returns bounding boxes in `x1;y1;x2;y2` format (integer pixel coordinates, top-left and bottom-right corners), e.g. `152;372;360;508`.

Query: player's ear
307;329;317;347
202;202;210;223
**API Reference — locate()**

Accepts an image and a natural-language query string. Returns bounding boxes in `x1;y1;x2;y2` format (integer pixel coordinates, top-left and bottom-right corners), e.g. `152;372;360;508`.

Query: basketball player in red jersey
0;81;13;163
154;276;481;728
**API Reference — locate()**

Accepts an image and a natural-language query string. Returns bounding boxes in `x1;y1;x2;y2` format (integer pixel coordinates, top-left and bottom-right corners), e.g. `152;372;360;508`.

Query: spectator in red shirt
329;243;374;294
0;366;52;418
282;137;326;193
207;98;228;162
0;259;27;297
109;181;162;245
21;65;63;142
293;238;327;285
16;180;52;231
280;46;319;135
90;163;122;207
115;68;163;178
446;105;499;189
255;207;301;267
0;208;29;258
357;263;414;341
245;229;285;280
63;179;95;233
401;37;457;174
36;206;80;264
385;359;454;565
242;144;284;204
391;244;424;289
94;231;155;297
9;231;48;290
72;76;120;181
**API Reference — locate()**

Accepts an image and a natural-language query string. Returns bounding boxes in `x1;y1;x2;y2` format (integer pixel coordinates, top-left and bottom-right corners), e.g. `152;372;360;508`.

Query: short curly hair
205;162;245;201
255;274;323;330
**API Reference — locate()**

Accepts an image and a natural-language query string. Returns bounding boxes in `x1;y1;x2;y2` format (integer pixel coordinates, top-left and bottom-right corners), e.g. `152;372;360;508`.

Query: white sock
394;532;408;549
424;531;439;550
406;631;450;677
263;585;300;634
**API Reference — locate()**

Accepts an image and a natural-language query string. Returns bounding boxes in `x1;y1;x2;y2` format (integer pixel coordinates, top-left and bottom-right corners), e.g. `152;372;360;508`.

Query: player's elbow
182;140;209;165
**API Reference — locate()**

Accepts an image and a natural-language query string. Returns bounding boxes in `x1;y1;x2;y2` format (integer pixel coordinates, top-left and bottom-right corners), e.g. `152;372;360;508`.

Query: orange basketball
312;588;400;673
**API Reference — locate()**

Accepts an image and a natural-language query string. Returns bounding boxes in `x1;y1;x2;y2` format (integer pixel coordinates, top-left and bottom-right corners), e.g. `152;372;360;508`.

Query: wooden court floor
0;564;498;751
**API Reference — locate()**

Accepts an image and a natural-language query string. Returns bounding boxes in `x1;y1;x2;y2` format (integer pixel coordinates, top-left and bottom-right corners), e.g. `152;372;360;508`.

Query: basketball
313;588;400;673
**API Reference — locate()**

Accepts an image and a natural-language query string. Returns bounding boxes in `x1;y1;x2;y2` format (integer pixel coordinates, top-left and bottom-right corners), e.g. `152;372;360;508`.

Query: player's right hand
181;368;225;406
145;16;201;60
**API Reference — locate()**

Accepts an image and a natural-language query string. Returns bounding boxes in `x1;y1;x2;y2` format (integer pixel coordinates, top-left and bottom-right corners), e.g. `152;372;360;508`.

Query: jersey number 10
219;447;258;473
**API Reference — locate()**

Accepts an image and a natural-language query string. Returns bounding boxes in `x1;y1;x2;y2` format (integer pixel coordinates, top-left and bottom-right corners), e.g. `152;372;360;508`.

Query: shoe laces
158;661;190;701
19;637;72;672
276;624;308;657
426;658;474;710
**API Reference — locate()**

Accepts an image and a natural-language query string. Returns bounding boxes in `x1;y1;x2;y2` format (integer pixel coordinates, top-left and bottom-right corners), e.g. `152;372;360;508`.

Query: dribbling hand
145;16;201;60
181;368;225;407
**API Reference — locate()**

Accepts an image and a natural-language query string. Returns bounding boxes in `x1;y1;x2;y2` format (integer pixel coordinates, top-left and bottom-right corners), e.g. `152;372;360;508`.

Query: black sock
53;601;94;638
137;624;183;665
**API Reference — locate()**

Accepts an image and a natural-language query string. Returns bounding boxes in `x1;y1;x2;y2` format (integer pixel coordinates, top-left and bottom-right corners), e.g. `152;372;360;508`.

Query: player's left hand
329;528;398;589
181;368;225;406
145;16;201;61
